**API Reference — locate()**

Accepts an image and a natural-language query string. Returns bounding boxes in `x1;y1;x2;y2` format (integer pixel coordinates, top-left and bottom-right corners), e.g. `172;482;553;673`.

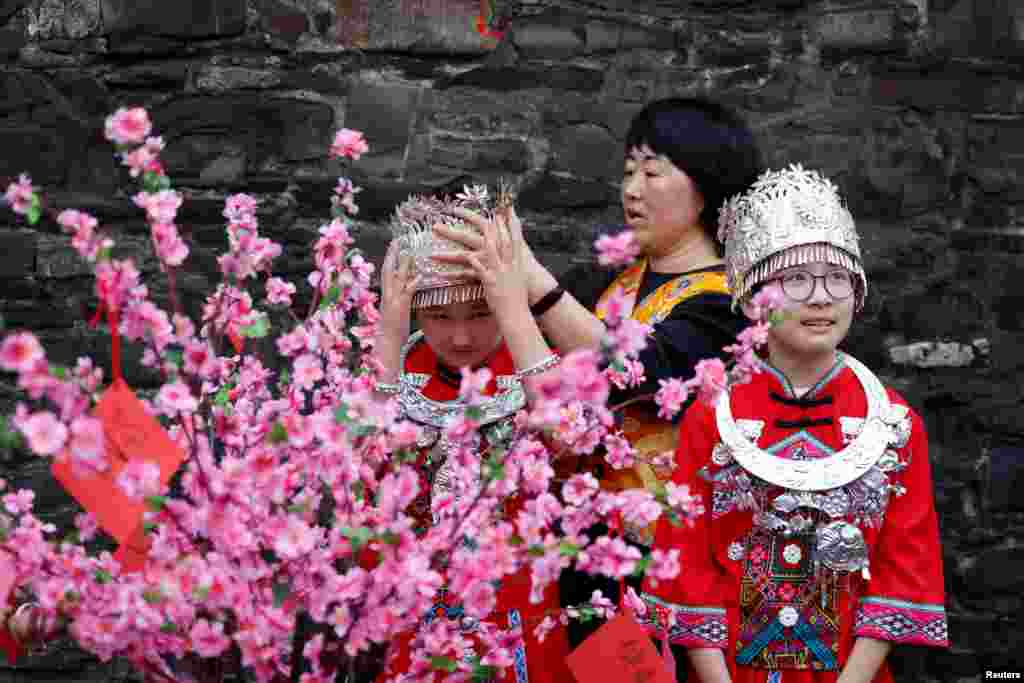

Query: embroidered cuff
854;596;948;647
638;592;729;649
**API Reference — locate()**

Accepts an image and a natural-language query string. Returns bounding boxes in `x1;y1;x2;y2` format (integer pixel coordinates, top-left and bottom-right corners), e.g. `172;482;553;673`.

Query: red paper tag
566;614;674;683
52;379;186;550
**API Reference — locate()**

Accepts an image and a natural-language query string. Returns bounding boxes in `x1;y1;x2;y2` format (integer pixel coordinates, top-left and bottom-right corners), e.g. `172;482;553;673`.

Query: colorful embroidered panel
854;597;949;647
637;592;729;649
737;529;840;671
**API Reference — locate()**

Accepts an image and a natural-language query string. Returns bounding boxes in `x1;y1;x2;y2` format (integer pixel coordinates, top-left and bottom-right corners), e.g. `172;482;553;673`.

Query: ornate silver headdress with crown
390;183;513;309
718;164;866;310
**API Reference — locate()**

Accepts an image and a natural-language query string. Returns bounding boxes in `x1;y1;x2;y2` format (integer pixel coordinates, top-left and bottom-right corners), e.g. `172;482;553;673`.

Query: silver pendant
815;520;869;573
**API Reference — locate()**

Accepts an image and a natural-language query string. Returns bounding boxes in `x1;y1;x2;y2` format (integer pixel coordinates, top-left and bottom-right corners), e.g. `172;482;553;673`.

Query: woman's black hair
624;97;764;255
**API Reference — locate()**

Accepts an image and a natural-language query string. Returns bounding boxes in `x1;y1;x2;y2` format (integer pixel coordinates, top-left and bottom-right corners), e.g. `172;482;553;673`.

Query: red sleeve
637;401;729;650
854;403;949;648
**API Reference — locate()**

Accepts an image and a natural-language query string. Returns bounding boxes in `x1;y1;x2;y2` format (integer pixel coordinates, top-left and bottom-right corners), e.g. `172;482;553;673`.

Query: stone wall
1;0;1023;681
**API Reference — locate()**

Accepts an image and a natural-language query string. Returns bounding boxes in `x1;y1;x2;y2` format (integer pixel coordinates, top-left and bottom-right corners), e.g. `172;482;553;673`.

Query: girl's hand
378;242;419;344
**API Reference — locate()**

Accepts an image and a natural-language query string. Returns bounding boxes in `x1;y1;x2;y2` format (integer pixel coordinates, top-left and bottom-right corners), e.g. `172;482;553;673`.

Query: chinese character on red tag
566;614;674;683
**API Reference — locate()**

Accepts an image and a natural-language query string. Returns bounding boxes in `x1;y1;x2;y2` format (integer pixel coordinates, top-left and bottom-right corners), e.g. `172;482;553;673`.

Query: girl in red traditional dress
370;187;572;683
640;166;949;683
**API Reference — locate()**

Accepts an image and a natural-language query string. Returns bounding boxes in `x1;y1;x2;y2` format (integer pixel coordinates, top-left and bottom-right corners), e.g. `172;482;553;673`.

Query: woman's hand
434;206;531;319
434;205;557;304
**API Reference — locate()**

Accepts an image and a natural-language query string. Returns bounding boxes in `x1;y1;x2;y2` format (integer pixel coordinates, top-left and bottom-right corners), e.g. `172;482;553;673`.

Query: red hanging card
566;613;674;683
51;378;186;551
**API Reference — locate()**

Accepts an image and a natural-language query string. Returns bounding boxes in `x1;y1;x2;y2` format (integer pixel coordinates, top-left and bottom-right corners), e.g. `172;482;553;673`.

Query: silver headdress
718;164;866;310
390;184;511;309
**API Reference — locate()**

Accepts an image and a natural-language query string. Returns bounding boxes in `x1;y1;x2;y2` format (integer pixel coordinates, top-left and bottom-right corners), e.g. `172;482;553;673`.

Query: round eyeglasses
773;269;856;302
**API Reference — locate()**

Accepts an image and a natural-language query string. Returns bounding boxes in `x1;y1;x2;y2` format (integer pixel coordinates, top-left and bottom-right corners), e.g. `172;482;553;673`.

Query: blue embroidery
509;609;529;683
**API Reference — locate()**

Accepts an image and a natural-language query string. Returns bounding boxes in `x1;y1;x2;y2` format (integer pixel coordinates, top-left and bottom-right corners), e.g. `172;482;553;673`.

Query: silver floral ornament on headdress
718;164;867;310
390;183;512;309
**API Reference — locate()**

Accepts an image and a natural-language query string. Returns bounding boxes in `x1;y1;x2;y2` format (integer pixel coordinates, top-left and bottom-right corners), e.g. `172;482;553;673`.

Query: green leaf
352;480;365;502
472;663;499;682
334;404;351;423
164;349;184;368
212;385;232;407
142;589;164;604
160;621;178;634
26;195;41;226
272;579;291;608
97;245;112;261
429;656;458;673
527;544;546;558
558;540;580;557
319;285;341;311
341;526;373;551
630;556;651;578
192;586;211;601
94;569;113;584
145;495;166;512
239;315;271;338
378;531;400;545
49;364;68;379
465;405;484;422
267;421;288;444
143;521;158;533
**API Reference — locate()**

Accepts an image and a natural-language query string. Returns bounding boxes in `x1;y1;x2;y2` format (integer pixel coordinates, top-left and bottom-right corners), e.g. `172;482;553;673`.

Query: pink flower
3;488;34;514
462;581;496;619
190;619;231;658
0;332;45;373
748;283;787;321
19;411;68;456
624;587;647;617
4;174;34;216
69;416;105;463
75;511;99;541
104;107;152;146
266;277;296;306
223;193;258;223
603;433;635;470
645;548;681;584
533;615;558;643
122;136;165;177
459;366;492;402
594;230;640;267
293;353;324;390
271;516;319;559
133;190;183;224
609;318;650;358
691;357;727;406
116;460;161;500
561;473;599;507
654;378;690;420
330;129;369;161
333;177;362;215
155;380;198;416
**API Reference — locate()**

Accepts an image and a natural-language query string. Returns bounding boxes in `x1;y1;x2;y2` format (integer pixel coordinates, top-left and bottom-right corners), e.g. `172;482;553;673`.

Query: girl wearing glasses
639;166;948;683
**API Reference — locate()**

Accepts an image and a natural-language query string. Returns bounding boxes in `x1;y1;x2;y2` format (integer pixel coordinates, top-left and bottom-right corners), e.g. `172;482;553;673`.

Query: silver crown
390;184;512;309
718;164;866;309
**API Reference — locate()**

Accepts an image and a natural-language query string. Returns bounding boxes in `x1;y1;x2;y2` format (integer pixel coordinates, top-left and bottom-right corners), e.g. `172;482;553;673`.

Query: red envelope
566;614;674;683
52;379;186;550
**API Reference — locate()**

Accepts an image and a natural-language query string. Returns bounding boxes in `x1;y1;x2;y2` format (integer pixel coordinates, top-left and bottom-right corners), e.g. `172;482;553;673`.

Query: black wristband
530;286;565;317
